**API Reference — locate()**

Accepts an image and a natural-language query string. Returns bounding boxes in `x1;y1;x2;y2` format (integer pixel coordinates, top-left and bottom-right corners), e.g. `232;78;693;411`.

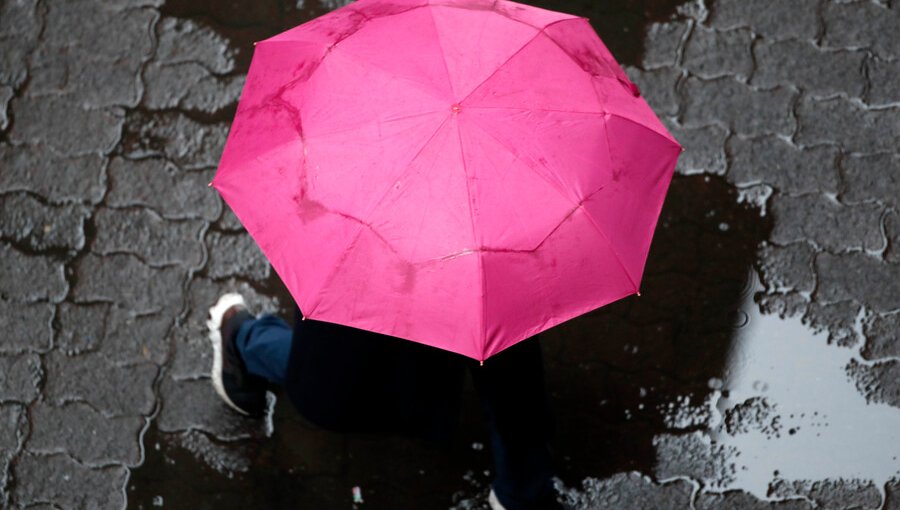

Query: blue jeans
235;314;559;510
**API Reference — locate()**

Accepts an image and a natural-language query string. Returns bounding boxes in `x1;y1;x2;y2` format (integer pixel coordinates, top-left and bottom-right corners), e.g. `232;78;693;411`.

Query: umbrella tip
480;360;484;367
636;291;641;297
207;181;213;188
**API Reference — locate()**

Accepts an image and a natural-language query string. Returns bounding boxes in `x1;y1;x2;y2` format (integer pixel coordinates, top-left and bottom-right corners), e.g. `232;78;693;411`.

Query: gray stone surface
71;253;186;314
0;404;26;508
92;207;206;268
0;193;89;252
681;76;796;137
796;96;900;154
0;0;40;89
624;65;682;117
653;431;738;489
886;210;900;265
682;26;753;79
27;402;144;466
157;376;269;440
8;95;124;155
802;300;862;347
695;490;813;509
667;123;728;175
726;136;839;195
0;85;11;131
769;194;884;253
0;244;67;302
0;299;53;354
707;0;819;40
867;56;900;106
43;351;158;417
55;302;110;355
758;241;816;293
0;144;107;204
642;21;690;70
122;110;229;169
11;452;128;510
106;157;220;221
0;354;41;404
846;358;900;408
205;230;272;281
861;312;900;360
841;152;900;209
752;40;866;98
822;1;900;59
560;472;694;509
768;477;883;510
102;306;173;366
815;252;900;312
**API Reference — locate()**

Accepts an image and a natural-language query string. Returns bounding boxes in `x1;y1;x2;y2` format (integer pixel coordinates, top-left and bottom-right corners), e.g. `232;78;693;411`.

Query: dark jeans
235;313;560;509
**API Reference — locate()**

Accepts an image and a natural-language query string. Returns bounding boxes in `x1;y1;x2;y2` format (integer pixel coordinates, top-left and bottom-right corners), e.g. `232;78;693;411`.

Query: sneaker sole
207;292;252;416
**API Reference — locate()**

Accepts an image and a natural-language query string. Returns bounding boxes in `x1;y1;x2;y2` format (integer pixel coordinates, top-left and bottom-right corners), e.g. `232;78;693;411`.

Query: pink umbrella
211;0;682;362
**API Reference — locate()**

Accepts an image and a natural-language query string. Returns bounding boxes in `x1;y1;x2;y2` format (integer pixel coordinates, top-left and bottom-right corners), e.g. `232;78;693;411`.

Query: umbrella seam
457;26;543;104
426;1;459;100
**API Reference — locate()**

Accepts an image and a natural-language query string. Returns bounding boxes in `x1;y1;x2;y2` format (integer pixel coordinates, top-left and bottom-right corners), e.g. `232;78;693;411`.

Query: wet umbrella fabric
211;0;682;362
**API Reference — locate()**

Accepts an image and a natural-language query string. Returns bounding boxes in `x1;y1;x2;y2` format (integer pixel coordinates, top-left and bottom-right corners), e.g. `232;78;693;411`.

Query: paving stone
667;123;728;175
0;354;41;403
106;157;220;221
205;231;271;281
27;402;144;466
682;26;753;79
752;40;865;98
217;205;245;232
802;300;862;347
71;253;186;314
169;277;281;379
153;17;235;75
0;193;89;252
172;430;252;476
726;136;839;196
0;0;40;89
0;243;67;303
815;252;900;312
143;62;245;113
55;302;109;355
0;144;106;204
681;76;796;137
758;241;816;293
822;1;900;59
0;404;26;508
768;477;883;510
0;299;53;354
695;490;813;509
122;110;229;169
11;452;128;510
8;95;123;155
769;194;884;252
707;0;819;40
846;357;900;410
867;56;900;105
43;350;157;417
841;152;900;209
0;85;11;131
559;472;693;509
797;96;900;154
653;431;739;489
623;65;681;116
887;477;900;510
102;306;173;366
642;21;690;69
92;207;205;268
157;376;269;440
885;210;900;265
860;311;900;360
757;291;811;320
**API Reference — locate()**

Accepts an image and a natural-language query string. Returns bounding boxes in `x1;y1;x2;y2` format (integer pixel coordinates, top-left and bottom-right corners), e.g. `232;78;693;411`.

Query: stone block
822;1;900;59
92;207;205;268
0;144;106;204
0;193;89;252
0;243;67;302
27;402;144;466
861;311;900;360
11;452;127;510
841;153;900;209
72;253;186;314
8;95;123;155
769;194;883;253
682;26;753;79
726;135;839;195
106;157;220;221
205;231;271;281
752;39;865;98
758;241;816;293
0;299;53;354
0;354;41;403
642;21;690;69
682;76;796;137
708;0;819;40
815;252;900;312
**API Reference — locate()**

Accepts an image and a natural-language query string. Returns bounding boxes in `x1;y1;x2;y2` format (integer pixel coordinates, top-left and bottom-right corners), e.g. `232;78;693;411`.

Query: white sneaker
488;489;507;510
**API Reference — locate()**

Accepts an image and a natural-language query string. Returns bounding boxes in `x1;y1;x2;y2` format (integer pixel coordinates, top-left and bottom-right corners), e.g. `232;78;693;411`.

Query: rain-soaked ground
122;1;900;509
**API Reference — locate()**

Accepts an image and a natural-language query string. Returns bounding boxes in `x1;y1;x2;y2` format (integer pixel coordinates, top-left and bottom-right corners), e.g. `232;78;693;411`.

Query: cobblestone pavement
1;0;899;509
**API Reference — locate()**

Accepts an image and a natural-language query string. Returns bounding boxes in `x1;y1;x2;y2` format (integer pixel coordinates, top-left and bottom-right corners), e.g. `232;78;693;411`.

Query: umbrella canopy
211;0;682;362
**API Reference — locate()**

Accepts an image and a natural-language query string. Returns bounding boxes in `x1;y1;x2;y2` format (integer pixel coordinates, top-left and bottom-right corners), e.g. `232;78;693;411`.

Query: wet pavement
1;0;899;508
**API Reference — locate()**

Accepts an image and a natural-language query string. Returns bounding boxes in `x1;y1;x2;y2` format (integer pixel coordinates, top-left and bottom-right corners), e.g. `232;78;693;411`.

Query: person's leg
234;314;292;386
470;336;561;510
